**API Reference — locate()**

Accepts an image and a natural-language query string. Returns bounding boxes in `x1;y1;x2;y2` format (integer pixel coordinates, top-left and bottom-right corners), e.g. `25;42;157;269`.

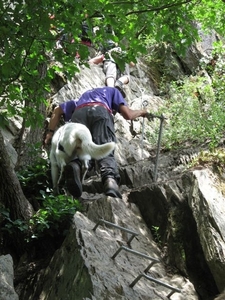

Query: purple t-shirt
59;87;127;121
59;99;78;121
76;87;127;112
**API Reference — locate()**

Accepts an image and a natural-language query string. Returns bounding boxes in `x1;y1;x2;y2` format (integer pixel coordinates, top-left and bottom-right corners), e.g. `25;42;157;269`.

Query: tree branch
108;0;195;16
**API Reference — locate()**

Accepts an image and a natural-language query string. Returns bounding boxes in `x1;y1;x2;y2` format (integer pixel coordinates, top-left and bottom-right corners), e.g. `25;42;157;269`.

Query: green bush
152;51;225;150
29;194;82;239
1;151;83;242
1;193;81;242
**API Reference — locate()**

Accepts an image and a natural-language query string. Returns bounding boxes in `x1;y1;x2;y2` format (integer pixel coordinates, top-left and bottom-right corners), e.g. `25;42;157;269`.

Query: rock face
1;32;225;300
188;170;225;291
0;255;19;300
16;164;225;300
22;197;198;300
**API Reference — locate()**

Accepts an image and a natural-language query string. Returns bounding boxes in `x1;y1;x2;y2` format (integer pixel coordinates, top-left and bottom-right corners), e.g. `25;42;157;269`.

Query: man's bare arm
119;104;147;121
44;106;64;145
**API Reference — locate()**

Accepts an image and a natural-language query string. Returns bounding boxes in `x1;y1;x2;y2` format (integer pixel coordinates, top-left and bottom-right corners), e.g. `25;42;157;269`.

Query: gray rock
0;255;19;300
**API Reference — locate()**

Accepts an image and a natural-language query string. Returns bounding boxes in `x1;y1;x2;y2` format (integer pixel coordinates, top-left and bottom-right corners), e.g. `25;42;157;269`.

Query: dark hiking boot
115;80;126;98
64;161;82;198
103;178;122;199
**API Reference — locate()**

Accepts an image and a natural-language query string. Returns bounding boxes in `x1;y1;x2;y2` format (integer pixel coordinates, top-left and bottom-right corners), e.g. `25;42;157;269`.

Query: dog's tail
82;140;116;161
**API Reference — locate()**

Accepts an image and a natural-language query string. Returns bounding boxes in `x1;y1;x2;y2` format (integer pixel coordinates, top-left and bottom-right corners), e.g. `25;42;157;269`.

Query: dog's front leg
51;163;60;196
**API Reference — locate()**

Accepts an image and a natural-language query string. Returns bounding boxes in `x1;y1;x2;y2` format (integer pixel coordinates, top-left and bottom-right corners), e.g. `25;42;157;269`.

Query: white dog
50;122;115;195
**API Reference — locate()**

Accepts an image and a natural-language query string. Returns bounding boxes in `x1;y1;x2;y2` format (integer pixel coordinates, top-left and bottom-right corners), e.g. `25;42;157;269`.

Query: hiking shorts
103;60;117;82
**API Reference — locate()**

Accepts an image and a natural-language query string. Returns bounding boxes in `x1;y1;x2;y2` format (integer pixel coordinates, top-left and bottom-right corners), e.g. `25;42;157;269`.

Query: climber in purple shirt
44;86;148;199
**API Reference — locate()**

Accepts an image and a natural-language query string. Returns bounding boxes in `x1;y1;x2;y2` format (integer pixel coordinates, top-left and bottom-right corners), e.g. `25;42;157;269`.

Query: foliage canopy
1;0;225;127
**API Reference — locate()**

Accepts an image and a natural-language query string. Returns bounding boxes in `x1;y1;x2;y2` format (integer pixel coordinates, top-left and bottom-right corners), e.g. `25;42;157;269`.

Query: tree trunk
0;130;33;221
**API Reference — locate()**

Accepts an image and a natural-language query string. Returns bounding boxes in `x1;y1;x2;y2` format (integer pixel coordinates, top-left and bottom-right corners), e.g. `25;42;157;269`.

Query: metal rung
130;273;181;298
93;219;139;245
111;245;160;266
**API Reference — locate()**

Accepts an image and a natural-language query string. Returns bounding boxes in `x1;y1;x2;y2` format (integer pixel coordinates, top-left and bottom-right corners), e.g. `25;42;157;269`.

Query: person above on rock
88;25;134;98
44;86;148;199
88;52;133;98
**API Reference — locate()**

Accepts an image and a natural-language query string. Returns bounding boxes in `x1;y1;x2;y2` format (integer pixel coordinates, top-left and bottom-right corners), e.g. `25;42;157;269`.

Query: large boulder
0;255;19;300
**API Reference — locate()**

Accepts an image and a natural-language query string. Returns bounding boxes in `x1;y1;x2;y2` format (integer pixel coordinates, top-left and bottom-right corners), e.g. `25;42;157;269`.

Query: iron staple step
111;245;160;262
130;273;182;298
93;219;182;298
93;219;139;245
